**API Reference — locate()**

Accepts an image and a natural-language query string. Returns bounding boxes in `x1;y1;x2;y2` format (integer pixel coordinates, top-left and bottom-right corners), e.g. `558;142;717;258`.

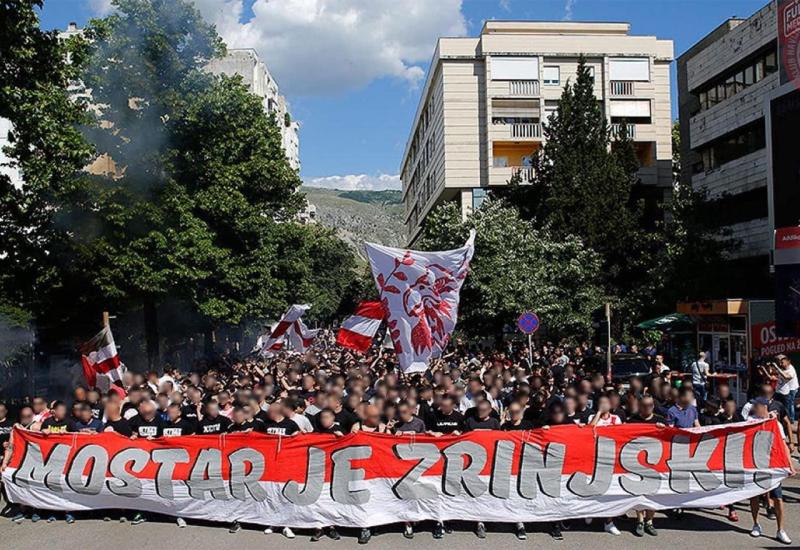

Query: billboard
779;0;800;86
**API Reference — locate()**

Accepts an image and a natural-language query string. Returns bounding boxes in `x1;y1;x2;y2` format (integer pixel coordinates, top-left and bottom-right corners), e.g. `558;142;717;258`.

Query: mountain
302;186;405;259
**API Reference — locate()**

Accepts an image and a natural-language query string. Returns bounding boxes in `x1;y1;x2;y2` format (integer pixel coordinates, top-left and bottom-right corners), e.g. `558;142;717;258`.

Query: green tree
0;0;96;331
418;199;605;340
497;56;657;332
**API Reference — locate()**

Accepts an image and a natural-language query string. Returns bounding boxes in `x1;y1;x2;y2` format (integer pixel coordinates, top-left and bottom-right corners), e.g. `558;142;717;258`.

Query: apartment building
206;49;301;170
677;1;780;297
400;21;674;243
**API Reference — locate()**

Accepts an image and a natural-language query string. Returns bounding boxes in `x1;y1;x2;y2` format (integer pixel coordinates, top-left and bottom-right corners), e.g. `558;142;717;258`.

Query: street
3;479;800;550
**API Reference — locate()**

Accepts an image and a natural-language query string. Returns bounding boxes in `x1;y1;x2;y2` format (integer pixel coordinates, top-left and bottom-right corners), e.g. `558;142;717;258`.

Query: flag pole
102;311;110;329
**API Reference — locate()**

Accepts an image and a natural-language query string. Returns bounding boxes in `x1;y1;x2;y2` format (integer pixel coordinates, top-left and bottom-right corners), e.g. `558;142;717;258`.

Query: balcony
489;165;535;186
610;123;636;139
491;122;542;141
610;81;635;96
508;80;540;96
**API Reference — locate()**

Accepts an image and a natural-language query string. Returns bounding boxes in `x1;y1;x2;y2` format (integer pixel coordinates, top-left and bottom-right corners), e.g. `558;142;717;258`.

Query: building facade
678;1;780;297
401;21;674;243
206;49;301;170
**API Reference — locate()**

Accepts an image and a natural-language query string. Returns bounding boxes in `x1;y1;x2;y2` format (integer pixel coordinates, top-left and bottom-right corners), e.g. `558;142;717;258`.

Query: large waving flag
365;230;475;373
337;301;384;352
257;304;319;355
80;326;123;388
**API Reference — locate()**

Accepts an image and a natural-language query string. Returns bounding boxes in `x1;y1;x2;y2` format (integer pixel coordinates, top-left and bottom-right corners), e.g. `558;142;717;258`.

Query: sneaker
476;522;486;539
604;522;621;536
131;513;146;525
328;527;341;541
263;527;273;534
767;506;777;520
750;523;763;538
31;513;41;523
433;523;444;539
644;522;658;536
65;513;75;524
403;524;414;539
777;529;792;544
119;516;127;523
47;515;56;523
634;522;644;537
229;521;241;534
176;517;187;528
728;510;739;522
282;527;295;539
358;528;371;544
310;528;323;542
11;512;25;523
550;523;563;540
103;516;112;522
515;522;527;540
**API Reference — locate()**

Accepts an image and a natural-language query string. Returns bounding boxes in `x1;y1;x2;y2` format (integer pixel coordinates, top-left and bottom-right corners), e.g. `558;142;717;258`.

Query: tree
496;57;658;332
0;0;97;333
417;199;605;340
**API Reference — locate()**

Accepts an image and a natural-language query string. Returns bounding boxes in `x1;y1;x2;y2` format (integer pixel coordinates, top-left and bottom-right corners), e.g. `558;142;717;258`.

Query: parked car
583;353;651;384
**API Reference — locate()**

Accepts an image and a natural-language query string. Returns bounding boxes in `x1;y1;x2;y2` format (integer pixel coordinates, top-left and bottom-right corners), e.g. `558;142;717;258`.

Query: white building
401;21;674;243
206;49;301;170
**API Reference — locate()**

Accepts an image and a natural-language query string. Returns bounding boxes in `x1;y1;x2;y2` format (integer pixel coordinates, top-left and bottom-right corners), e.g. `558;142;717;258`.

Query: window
609;58;650;81
609;99;651;119
472;188;487;210
493;156;509;167
695;121;766;172
543;66;560;86
694;45;778;113
492;57;539;80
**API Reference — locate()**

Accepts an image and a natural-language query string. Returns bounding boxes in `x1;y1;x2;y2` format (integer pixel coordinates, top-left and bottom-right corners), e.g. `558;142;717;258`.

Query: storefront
677;300;749;372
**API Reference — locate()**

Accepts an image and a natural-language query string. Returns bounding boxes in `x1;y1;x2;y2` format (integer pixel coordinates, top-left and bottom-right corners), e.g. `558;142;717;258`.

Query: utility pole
605;302;612;381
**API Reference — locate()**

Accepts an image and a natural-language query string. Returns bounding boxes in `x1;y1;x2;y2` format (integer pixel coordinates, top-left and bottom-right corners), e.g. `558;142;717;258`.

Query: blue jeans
694;384;707;406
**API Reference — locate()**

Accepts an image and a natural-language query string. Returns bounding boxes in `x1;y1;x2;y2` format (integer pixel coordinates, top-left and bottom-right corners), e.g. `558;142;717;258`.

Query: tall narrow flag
257;304;319;355
337;301;384;352
80;326;123;388
365;230;475;372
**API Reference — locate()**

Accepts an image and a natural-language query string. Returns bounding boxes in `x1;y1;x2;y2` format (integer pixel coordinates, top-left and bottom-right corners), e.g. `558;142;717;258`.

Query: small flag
80;326;123;388
337;301;384;352
257;304;319;355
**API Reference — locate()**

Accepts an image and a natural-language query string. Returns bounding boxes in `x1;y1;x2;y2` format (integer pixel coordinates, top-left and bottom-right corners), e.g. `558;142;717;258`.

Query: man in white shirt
282;397;313;433
774;354;799;425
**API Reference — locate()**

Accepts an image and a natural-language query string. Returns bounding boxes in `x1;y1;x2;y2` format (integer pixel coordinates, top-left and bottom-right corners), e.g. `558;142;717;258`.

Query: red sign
779;0;800;87
775;226;800;250
752;319;800;355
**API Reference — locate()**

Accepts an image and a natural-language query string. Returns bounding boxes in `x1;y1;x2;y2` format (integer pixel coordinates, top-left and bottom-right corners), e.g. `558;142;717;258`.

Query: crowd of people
0;331;797;544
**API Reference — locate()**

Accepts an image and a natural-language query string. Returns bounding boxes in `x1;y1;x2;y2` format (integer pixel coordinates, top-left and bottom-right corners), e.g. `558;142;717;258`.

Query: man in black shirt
227;406;254;433
129;400;164;439
163;403;195;437
0;403;13;448
464;400;500;431
102;401;132;437
627;396;666;425
41;402;70;434
502;402;534;430
318;396;357;434
259;402;299;435
426;396;463;436
198;401;232;434
699;398;723;427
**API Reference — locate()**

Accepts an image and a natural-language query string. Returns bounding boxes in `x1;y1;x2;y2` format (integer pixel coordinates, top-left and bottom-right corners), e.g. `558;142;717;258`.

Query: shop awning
636;313;695;333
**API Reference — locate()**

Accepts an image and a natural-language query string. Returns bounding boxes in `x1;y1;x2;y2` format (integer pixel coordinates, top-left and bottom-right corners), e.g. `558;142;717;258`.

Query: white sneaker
282;527;295;539
604;522;621;536
777;529;792;544
176;517;187;528
750;524;762;538
264;527;274;534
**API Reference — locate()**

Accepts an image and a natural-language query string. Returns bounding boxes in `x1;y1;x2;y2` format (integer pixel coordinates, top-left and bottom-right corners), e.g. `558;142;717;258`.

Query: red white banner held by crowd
2;420;791;528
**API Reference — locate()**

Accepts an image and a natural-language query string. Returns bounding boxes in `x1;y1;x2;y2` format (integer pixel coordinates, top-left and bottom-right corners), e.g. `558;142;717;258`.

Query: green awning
636;313;695;333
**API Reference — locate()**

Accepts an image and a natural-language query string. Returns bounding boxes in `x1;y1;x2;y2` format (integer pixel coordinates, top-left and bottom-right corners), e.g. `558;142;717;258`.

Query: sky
37;0;770;190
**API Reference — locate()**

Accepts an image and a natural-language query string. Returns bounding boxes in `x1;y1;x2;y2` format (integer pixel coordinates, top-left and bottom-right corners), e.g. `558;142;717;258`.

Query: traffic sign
517;312;540;334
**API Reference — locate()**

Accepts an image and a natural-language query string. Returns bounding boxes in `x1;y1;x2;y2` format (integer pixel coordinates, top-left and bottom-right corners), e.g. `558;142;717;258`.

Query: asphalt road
2;481;800;550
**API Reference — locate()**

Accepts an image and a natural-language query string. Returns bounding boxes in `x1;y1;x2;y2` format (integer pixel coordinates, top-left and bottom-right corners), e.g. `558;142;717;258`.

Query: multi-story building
206;48;301;170
401;21;674;243
678;1;780;297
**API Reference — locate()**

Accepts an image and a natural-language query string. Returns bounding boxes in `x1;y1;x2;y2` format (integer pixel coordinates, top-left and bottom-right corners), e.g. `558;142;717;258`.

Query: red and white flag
337;301;384;352
365;230;475;373
80;326;123;388
257;304;319;355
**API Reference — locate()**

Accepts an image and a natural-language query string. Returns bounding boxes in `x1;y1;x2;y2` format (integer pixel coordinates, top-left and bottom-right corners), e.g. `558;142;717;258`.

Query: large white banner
2;421;792;528
365;231;475;372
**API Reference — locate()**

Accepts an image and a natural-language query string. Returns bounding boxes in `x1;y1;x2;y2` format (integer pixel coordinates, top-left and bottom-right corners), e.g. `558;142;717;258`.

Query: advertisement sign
749;300;800;356
779;0;800;87
2;423;791;528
